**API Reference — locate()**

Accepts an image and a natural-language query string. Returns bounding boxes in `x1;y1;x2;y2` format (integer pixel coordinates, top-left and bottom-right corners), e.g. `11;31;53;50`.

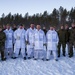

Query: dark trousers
0;46;5;60
58;42;66;56
69;41;75;57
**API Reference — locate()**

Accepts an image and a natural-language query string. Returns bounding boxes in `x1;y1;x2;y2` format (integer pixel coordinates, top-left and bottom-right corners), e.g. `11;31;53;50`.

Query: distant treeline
0;6;75;29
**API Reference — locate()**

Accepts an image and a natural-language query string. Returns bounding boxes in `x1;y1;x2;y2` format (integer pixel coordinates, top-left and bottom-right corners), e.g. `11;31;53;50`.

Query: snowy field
0;47;75;75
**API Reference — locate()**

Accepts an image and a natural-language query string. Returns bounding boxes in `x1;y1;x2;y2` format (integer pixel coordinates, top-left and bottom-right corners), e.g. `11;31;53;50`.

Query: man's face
31;24;34;29
13;25;16;28
19;26;23;29
61;26;64;29
50;27;53;30
37;25;41;30
7;25;10;29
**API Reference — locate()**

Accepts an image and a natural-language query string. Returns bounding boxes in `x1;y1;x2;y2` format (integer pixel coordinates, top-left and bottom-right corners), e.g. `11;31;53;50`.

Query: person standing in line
34;25;46;60
0;26;6;61
69;23;75;57
26;24;36;59
57;25;66;57
65;24;70;55
14;24;26;60
46;26;59;61
4;24;14;59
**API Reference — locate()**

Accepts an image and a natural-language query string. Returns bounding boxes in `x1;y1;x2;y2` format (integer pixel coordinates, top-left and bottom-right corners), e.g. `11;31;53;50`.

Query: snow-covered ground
0;47;75;75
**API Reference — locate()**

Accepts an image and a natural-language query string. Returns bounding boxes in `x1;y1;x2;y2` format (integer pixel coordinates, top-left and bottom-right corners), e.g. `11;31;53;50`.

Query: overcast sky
0;0;75;17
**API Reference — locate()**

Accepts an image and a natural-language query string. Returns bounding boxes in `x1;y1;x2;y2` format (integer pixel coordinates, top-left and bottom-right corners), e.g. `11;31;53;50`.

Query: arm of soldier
57;30;59;35
65;31;67;42
69;29;72;42
69;29;71;40
2;32;6;42
56;32;59;45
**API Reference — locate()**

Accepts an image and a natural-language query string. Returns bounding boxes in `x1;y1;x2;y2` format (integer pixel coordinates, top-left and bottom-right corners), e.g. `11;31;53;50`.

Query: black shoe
8;53;9;55
58;55;60;57
11;57;15;59
34;58;37;60
1;58;6;61
28;57;31;59
24;57;26;60
55;59;58;61
46;59;49;61
33;56;34;58
13;57;17;59
41;58;44;61
69;55;73;58
63;54;65;57
26;53;27;56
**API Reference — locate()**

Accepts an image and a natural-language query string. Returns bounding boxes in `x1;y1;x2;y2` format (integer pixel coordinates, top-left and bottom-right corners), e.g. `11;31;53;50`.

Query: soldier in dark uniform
42;26;47;35
13;24;17;31
57;25;66;57
65;24;70;55
0;26;6;61
69;23;75;57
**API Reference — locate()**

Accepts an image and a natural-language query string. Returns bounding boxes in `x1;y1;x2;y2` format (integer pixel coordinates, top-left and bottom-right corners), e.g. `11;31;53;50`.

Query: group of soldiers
0;23;75;61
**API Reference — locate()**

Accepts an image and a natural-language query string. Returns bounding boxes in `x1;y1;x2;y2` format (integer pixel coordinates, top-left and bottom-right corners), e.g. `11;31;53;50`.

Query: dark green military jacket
65;29;70;43
69;27;75;42
57;29;66;43
0;31;6;46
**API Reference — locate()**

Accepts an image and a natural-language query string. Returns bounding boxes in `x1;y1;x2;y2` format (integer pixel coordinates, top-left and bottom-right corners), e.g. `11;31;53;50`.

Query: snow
0;47;75;75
